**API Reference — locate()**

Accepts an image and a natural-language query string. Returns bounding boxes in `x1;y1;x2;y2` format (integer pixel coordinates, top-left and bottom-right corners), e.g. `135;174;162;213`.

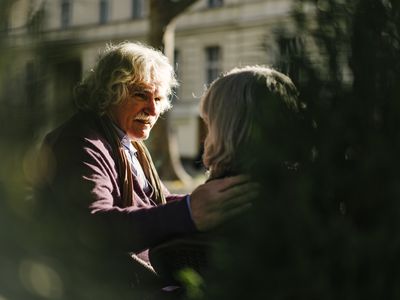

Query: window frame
207;0;223;8
61;0;72;28
99;0;109;24
205;45;222;85
132;0;144;19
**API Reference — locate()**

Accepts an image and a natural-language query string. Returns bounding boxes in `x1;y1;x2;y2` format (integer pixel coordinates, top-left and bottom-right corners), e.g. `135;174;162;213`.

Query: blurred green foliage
176;268;204;299
203;0;400;299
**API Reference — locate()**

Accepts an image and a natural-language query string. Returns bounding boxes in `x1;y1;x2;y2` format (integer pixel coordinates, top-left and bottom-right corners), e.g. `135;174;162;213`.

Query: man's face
109;83;166;141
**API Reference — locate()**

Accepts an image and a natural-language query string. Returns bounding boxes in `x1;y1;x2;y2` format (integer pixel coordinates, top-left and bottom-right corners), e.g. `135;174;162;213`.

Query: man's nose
144;97;158;116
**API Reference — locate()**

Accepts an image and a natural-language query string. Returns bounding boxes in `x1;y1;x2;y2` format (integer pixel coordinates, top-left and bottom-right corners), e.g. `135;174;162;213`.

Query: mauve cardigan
39;111;197;255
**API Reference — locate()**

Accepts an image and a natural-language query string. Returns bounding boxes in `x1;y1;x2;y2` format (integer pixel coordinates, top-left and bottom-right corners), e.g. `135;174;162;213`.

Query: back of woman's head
200;65;306;179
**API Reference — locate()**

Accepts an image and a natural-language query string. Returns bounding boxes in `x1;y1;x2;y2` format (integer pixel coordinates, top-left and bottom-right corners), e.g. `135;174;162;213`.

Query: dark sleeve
45;132;197;254
89;197;197;254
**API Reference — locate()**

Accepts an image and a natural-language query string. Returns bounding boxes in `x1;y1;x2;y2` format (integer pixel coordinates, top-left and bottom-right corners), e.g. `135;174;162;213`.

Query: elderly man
36;42;254;296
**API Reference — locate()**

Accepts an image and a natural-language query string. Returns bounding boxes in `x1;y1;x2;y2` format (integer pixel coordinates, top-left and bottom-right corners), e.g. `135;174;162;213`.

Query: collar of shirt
111;123;137;155
110;122;151;192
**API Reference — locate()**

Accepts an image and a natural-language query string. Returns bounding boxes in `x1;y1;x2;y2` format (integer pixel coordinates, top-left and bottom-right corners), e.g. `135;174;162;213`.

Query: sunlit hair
200;65;301;179
74;41;178;115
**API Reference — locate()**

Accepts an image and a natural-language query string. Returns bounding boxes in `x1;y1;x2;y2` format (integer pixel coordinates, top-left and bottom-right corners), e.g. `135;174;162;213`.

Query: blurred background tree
147;0;201;186
203;0;400;299
0;1;48;299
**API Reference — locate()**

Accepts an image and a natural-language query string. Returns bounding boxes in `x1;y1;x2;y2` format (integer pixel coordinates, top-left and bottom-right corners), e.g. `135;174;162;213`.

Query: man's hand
190;175;259;231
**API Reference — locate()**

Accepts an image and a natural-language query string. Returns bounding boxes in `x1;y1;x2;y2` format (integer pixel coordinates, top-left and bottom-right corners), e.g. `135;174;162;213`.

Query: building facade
3;0;295;159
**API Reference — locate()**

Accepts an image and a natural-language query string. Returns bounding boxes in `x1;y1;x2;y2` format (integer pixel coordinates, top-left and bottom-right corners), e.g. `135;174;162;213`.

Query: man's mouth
134;118;152;125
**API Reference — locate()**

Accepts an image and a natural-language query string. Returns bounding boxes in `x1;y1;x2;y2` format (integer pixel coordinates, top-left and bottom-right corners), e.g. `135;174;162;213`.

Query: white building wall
5;0;296;159
111;0;134;21
73;1;98;26
8;0;29;31
43;0;60;30
170;0;294;157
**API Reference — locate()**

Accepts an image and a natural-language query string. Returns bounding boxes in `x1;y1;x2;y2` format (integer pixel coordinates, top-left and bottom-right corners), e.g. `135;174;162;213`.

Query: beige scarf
99;116;166;207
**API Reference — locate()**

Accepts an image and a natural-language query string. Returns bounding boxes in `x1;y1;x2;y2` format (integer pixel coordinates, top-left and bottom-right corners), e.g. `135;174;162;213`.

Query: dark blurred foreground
203;1;400;299
1;0;400;299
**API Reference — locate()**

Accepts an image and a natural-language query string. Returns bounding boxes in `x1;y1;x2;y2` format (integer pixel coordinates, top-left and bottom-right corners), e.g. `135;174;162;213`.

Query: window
174;49;181;80
132;0;144;19
277;36;304;84
25;62;38;108
27;4;45;33
171;49;181;103
0;17;8;34
61;0;72;28
99;0;109;24
205;46;221;85
208;0;223;8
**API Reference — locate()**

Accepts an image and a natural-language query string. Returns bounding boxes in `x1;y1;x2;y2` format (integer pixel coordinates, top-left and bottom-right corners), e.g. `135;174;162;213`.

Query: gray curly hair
74;41;178;115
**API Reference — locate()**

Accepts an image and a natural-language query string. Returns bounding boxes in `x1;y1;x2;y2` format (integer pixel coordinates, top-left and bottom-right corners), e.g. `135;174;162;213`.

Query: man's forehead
131;82;167;95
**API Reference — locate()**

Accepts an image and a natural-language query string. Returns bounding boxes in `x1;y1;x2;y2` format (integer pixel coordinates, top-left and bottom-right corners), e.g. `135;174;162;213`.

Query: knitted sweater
38;111;196;256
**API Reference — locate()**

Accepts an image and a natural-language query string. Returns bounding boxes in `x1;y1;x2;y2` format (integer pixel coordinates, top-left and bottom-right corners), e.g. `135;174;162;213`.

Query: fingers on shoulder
211;175;251;192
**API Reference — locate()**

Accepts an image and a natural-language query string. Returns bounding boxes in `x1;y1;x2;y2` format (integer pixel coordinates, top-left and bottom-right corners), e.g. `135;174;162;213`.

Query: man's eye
155;97;162;102
134;92;147;99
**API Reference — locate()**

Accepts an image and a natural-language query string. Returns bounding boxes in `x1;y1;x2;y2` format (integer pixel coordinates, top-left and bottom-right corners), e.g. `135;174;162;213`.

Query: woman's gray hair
200;65;301;178
74;41;178;115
